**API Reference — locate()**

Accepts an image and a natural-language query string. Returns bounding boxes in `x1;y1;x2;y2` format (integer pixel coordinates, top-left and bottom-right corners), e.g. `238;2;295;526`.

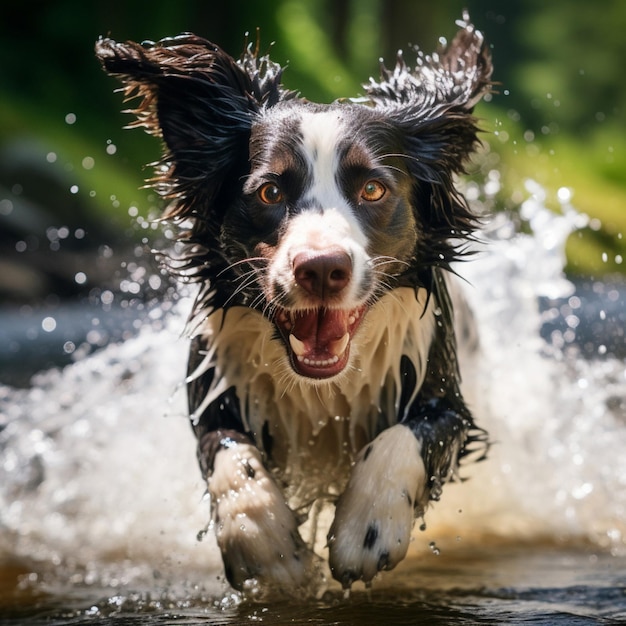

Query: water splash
0;180;625;598
0;298;225;593
430;178;626;552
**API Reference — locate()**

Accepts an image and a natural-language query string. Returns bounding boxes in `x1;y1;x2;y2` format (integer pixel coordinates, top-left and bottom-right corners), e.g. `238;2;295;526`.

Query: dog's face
222;104;417;378
96;23;492;380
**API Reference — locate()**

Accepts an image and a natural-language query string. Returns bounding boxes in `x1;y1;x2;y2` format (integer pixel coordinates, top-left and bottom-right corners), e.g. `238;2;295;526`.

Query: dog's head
96;16;492;380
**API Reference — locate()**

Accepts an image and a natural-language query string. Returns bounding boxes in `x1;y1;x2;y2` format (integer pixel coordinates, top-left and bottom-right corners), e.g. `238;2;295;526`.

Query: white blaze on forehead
298;110;348;208
291;108;369;252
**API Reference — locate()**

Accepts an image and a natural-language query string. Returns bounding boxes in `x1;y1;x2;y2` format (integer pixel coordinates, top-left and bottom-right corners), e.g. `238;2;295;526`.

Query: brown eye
257;182;284;205
361;180;386;202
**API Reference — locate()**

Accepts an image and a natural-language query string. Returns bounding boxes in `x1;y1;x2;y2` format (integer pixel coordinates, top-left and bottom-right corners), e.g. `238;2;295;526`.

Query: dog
96;14;492;592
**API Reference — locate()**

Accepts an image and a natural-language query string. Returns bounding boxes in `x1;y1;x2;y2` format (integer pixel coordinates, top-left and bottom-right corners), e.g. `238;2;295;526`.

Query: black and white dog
96;15;492;592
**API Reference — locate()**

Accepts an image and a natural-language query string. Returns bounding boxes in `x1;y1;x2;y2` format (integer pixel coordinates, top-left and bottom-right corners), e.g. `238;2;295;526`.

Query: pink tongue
292;309;348;352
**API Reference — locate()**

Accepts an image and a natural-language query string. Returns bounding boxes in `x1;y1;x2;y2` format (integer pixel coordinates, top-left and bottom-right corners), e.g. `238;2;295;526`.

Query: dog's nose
293;249;352;299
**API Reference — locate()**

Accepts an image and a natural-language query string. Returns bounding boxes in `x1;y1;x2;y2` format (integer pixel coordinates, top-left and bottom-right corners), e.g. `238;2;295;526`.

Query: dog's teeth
329;333;350;358
289;334;306;356
292;332;347;366
302;356;339;367
348;308;361;326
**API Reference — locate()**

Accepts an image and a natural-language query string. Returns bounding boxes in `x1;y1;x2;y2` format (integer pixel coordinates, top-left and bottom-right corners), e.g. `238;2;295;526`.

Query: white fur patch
189;286;435;509
327;423;427;586
268;208;370;309
298;110;346;208
209;441;316;590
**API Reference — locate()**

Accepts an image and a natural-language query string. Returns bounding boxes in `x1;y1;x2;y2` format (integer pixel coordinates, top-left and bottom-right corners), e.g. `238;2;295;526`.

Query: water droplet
82;156;95;170
557;187;572;203
0;199;13;215
41;317;57;332
75;272;87;285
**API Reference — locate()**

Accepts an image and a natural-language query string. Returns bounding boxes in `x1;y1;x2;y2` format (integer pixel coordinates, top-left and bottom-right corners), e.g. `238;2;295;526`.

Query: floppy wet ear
363;15;493;270
365;14;492;114
364;14;493;172
95;35;291;216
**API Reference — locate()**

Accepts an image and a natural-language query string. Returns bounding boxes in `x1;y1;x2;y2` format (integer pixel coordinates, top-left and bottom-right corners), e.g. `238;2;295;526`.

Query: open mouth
274;305;367;379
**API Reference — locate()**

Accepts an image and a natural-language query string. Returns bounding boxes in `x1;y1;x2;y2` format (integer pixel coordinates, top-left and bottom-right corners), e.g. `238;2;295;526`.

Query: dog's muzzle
273;249;367;379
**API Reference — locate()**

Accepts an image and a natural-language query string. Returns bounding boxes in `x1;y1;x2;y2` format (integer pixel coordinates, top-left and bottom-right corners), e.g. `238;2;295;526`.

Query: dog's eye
257;182;284;205
361;180;386;202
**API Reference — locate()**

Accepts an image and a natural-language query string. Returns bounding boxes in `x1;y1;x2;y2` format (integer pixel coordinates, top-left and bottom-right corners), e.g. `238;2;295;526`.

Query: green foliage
511;0;626;135
479;104;626;278
274;1;361;101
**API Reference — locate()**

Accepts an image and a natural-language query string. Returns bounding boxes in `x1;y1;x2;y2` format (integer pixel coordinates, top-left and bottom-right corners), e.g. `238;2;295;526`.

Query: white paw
327;424;426;588
209;441;315;591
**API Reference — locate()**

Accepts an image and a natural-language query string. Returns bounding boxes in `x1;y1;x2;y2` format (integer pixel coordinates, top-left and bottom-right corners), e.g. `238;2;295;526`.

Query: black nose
293;249;352;300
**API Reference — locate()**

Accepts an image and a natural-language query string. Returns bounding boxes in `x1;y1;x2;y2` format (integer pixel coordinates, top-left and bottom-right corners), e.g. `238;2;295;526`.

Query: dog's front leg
328;402;471;588
327;423;426;588
188;337;317;591
201;430;315;591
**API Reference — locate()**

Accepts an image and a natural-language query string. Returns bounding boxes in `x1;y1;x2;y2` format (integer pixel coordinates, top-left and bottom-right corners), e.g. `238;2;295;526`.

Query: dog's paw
327;424;426;588
209;441;316;592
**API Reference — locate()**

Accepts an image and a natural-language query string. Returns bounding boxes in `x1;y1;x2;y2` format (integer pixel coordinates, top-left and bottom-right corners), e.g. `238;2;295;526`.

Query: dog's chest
193;287;435;502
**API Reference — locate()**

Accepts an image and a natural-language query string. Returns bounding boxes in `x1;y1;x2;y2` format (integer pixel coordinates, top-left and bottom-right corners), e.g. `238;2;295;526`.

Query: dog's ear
364;15;493;270
95;35;292;218
364;14;492;175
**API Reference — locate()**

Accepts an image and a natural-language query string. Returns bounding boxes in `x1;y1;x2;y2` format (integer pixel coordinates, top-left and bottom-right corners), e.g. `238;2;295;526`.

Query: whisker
377;162;407;177
369;255;410;271
217;256;268;278
381;152;424;166
220;273;264;308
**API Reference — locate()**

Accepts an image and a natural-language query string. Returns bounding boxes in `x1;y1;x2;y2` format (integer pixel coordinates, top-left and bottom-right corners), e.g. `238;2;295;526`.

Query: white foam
428;184;626;552
0;300;224;587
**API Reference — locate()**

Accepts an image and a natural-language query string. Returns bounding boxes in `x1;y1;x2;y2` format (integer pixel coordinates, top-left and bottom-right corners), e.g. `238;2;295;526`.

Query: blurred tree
511;0;626;135
2;1;623;137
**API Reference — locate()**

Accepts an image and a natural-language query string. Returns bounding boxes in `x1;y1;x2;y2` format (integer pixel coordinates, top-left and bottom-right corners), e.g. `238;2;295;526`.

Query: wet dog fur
96;14;492;592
